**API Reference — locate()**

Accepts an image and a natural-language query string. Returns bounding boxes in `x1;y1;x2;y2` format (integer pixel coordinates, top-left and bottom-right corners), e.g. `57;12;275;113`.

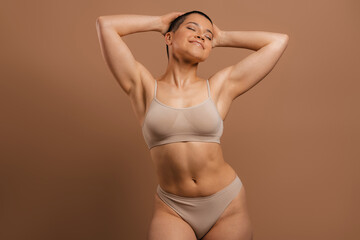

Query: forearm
96;14;162;36
216;30;288;51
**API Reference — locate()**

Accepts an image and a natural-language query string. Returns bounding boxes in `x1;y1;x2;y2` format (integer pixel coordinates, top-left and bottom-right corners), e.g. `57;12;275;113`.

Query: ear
164;32;173;46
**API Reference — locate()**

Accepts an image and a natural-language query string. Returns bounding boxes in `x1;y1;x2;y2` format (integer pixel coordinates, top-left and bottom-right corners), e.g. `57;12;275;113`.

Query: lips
190;40;204;49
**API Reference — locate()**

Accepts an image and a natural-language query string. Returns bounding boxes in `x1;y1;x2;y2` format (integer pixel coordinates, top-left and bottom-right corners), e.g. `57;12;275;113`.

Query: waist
150;142;237;197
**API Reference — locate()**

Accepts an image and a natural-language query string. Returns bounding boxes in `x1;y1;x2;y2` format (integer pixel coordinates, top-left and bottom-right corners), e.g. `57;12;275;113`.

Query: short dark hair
165;10;213;59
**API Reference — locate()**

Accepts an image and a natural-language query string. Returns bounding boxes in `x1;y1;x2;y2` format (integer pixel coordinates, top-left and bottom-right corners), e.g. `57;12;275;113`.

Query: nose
196;35;204;41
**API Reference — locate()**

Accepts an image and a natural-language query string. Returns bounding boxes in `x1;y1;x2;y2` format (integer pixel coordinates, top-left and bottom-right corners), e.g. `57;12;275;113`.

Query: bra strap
154;80;157;98
206;79;211;98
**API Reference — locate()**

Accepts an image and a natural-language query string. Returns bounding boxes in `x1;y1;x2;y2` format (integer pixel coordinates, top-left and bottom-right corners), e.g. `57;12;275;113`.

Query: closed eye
187;27;212;40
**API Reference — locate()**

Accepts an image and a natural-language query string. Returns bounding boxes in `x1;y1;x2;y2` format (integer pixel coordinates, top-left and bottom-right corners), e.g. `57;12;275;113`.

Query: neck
160;55;200;87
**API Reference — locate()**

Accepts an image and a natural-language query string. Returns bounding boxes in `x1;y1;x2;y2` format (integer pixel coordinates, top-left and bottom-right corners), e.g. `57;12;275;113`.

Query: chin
188;54;206;63
174;48;209;63
189;50;209;60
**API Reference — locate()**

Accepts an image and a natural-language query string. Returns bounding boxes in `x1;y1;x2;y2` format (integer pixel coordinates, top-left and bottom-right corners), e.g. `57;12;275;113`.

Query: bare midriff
149;141;237;197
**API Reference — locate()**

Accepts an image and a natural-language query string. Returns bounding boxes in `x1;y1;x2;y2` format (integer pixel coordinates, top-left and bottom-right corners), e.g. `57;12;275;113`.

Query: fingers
173;12;185;18
176;11;185;15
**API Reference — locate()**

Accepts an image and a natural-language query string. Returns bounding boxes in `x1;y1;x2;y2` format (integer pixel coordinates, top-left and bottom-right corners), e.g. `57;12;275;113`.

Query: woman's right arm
95;15;162;95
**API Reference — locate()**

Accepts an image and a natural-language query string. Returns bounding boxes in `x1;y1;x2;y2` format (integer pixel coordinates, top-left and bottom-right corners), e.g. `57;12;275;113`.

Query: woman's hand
159;12;185;35
211;23;223;48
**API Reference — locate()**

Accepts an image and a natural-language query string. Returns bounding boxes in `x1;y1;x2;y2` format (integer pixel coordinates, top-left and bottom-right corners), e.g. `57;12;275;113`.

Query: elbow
279;33;289;44
96;16;103;25
268;33;289;48
274;33;289;48
96;16;103;29
96;16;110;29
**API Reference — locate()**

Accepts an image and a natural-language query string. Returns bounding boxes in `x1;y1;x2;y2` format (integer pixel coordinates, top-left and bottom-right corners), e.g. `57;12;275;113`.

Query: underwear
156;175;243;239
142;79;223;149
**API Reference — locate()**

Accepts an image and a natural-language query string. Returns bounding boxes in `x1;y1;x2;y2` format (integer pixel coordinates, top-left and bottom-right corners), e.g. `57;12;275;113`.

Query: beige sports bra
142;79;224;149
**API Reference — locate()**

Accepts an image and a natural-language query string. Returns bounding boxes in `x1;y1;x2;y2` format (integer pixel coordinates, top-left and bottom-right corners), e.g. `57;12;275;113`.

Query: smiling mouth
190;41;204;49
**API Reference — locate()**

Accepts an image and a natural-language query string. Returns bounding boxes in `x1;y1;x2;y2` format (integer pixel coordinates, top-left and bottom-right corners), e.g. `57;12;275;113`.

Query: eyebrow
185;22;213;37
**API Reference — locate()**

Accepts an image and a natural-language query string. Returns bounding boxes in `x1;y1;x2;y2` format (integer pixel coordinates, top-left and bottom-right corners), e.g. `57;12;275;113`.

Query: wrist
218;30;226;47
155;16;164;33
213;30;225;48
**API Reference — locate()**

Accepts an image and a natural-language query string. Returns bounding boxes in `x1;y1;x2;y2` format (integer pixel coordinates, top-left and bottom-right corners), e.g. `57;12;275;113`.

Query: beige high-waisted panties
156;174;243;239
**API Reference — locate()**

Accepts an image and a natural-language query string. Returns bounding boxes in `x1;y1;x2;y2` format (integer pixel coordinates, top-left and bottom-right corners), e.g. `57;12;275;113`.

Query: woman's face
166;14;214;62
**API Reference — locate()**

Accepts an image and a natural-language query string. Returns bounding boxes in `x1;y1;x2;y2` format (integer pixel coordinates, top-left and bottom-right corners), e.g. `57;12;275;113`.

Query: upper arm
223;35;289;101
96;17;142;95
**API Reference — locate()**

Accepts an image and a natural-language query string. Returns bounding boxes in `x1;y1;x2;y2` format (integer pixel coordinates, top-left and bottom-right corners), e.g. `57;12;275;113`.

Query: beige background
1;0;359;239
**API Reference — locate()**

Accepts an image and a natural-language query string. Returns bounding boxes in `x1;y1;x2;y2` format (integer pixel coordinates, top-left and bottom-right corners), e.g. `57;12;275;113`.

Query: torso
131;72;236;197
149;142;237;197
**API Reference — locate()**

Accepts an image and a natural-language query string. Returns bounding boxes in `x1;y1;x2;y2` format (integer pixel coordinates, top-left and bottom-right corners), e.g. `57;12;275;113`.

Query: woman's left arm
212;24;289;100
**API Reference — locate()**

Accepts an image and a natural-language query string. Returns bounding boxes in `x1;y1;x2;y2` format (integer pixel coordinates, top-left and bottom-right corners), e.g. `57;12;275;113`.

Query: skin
96;12;288;240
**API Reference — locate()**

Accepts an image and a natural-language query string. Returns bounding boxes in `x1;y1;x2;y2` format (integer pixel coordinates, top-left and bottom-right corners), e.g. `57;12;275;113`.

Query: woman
96;10;288;240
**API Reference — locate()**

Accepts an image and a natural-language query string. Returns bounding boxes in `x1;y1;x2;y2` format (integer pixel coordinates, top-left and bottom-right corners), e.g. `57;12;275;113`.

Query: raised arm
95;13;184;95
95;14;163;95
210;25;289;102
